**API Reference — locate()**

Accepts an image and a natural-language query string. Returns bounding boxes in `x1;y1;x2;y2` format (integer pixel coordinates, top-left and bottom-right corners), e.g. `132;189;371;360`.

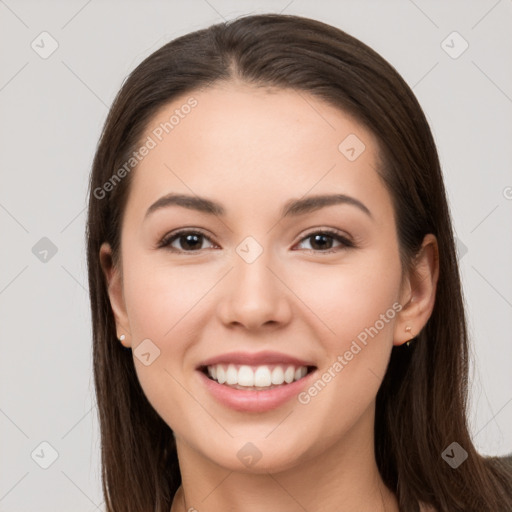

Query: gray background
1;0;511;510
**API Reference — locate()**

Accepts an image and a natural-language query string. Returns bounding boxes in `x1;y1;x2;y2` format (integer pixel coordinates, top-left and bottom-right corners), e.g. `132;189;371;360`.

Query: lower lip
197;369;317;412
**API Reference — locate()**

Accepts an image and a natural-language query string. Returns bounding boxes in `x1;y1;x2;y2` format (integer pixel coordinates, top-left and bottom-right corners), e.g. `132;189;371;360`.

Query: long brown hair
86;13;512;512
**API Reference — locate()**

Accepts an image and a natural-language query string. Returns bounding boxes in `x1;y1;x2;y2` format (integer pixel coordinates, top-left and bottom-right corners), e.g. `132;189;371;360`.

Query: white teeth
216;365;226;384
295;367;307;380
284;366;295;383
271;366;285;385
226;364;237;385
254;366;272;387
238;365;254;386
205;363;310;388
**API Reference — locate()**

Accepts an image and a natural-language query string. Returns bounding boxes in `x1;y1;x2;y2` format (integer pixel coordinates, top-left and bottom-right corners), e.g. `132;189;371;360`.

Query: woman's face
102;82;411;473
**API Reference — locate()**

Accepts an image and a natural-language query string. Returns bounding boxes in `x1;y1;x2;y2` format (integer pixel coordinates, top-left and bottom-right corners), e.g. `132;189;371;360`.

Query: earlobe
99;242;132;348
394;234;440;346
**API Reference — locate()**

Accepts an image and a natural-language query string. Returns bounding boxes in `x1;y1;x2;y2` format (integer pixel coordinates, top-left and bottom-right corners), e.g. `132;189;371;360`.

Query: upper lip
197;351;316;369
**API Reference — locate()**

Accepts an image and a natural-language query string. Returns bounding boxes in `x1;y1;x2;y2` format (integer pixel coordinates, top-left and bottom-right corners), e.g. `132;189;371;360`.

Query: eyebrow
144;192;373;220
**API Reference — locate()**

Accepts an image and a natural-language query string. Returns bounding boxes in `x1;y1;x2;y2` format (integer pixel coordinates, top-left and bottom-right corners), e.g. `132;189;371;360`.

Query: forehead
124;82;393;224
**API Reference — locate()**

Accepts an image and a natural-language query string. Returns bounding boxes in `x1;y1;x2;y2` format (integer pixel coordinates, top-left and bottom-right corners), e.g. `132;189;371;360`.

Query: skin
100;81;439;512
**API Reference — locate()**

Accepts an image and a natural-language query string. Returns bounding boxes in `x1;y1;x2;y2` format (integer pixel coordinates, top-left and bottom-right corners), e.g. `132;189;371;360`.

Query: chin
197;436;313;475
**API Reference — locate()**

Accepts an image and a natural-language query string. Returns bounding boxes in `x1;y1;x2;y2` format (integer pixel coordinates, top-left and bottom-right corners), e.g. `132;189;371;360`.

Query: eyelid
157;228;217;250
157;227;356;253
297;227;352;242
293;227;355;252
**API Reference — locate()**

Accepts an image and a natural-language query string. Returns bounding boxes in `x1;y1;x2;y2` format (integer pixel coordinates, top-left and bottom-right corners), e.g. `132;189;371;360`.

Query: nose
216;248;293;331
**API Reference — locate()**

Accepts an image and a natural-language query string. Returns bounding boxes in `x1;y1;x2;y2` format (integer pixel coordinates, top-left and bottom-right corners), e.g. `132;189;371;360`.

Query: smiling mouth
199;363;317;391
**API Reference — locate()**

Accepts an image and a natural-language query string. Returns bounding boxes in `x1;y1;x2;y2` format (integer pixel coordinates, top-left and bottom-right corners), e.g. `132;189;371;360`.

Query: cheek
292;275;400;430
290;251;401;346
122;251;210;341
289;251;401;412
120;252;210;426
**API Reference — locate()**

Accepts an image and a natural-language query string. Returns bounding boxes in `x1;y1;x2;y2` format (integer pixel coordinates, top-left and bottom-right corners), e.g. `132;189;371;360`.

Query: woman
86;13;512;512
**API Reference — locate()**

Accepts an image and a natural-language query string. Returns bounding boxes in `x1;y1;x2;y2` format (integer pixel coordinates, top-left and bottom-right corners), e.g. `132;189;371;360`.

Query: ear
99;242;131;348
394;233;440;346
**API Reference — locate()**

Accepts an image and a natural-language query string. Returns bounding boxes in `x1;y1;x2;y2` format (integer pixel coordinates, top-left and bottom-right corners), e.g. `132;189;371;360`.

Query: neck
171;405;398;512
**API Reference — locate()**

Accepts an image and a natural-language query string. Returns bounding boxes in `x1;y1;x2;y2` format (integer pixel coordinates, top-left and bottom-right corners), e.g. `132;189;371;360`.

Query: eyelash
157;228;356;255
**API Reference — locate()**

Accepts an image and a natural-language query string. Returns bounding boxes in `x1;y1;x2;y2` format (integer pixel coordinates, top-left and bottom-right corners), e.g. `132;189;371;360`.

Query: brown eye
159;230;216;252
158;228;355;254
295;230;354;253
